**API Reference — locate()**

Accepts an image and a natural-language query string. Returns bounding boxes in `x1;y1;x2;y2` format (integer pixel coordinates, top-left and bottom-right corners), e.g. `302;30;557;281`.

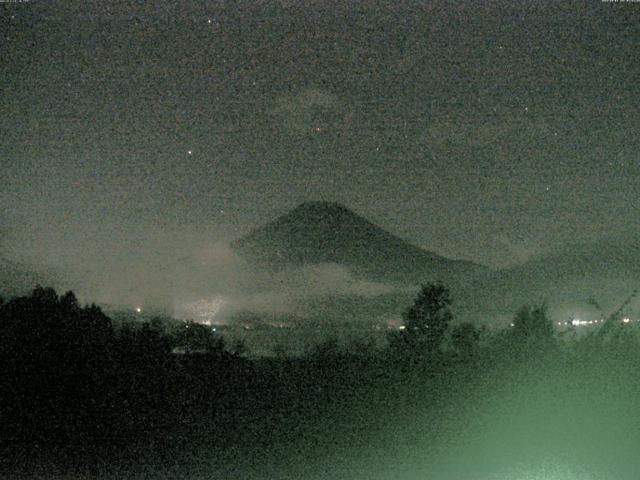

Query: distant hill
479;236;640;320
231;201;488;285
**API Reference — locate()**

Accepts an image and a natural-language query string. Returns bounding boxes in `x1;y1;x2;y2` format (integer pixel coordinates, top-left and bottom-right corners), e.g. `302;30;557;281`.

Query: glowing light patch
174;297;227;325
571;318;592;326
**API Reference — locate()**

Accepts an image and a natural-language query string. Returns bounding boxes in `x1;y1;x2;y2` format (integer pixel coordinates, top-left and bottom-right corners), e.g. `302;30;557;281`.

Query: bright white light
135;307;142;314
399;325;406;330
571;318;590;326
623;317;630;323
187;150;193;155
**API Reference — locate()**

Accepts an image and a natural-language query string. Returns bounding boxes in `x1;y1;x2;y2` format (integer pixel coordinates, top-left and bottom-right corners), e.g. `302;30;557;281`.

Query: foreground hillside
3;286;640;479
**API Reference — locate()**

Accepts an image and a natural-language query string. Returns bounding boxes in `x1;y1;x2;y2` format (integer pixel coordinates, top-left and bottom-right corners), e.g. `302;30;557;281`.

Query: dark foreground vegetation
2;284;640;479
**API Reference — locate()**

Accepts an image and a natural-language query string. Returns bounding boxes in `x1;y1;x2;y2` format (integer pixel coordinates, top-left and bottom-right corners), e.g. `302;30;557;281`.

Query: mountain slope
231;201;487;284
483;237;640;316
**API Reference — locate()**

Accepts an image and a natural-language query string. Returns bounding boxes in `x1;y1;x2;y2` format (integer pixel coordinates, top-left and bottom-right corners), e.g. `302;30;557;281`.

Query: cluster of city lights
507;317;637;328
554;318;637;327
565;317;637;327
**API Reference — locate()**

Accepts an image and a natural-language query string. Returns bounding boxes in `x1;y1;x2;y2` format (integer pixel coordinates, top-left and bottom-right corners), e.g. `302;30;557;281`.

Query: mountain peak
294;200;344;209
278;201;373;230
231;202;486;282
291;200;350;213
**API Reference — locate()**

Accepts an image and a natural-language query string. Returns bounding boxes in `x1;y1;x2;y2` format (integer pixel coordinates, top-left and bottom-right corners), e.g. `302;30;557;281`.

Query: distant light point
135;307;142;314
187;150;193;155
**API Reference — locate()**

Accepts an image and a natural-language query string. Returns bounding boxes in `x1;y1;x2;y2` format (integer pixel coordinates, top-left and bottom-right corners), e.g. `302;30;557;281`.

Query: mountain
483;236;640;318
231;201;488;285
231;203;640;327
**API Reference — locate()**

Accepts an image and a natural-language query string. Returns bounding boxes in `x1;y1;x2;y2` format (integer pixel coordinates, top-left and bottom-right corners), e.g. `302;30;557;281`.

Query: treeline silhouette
2;284;640;477
0;287;248;449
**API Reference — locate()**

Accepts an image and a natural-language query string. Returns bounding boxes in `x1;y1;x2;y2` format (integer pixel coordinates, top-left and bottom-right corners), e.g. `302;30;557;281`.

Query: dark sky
2;0;639;279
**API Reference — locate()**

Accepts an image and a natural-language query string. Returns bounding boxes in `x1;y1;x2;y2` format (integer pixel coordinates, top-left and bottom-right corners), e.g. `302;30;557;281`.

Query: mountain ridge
231;201;488;284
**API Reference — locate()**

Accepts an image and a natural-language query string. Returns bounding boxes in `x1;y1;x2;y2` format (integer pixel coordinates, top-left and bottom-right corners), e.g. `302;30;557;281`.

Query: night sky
2;0;639;282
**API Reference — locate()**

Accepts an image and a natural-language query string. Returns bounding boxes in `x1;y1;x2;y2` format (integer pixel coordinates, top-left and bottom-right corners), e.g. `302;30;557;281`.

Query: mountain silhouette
231;201;487;284
482;236;640;317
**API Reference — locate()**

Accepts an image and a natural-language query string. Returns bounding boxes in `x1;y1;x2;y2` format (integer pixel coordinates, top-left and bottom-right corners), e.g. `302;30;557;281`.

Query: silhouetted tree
32;284;58;304
0;286;118;440
403;282;453;352
387;283;454;367
511;304;554;344
60;290;79;312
